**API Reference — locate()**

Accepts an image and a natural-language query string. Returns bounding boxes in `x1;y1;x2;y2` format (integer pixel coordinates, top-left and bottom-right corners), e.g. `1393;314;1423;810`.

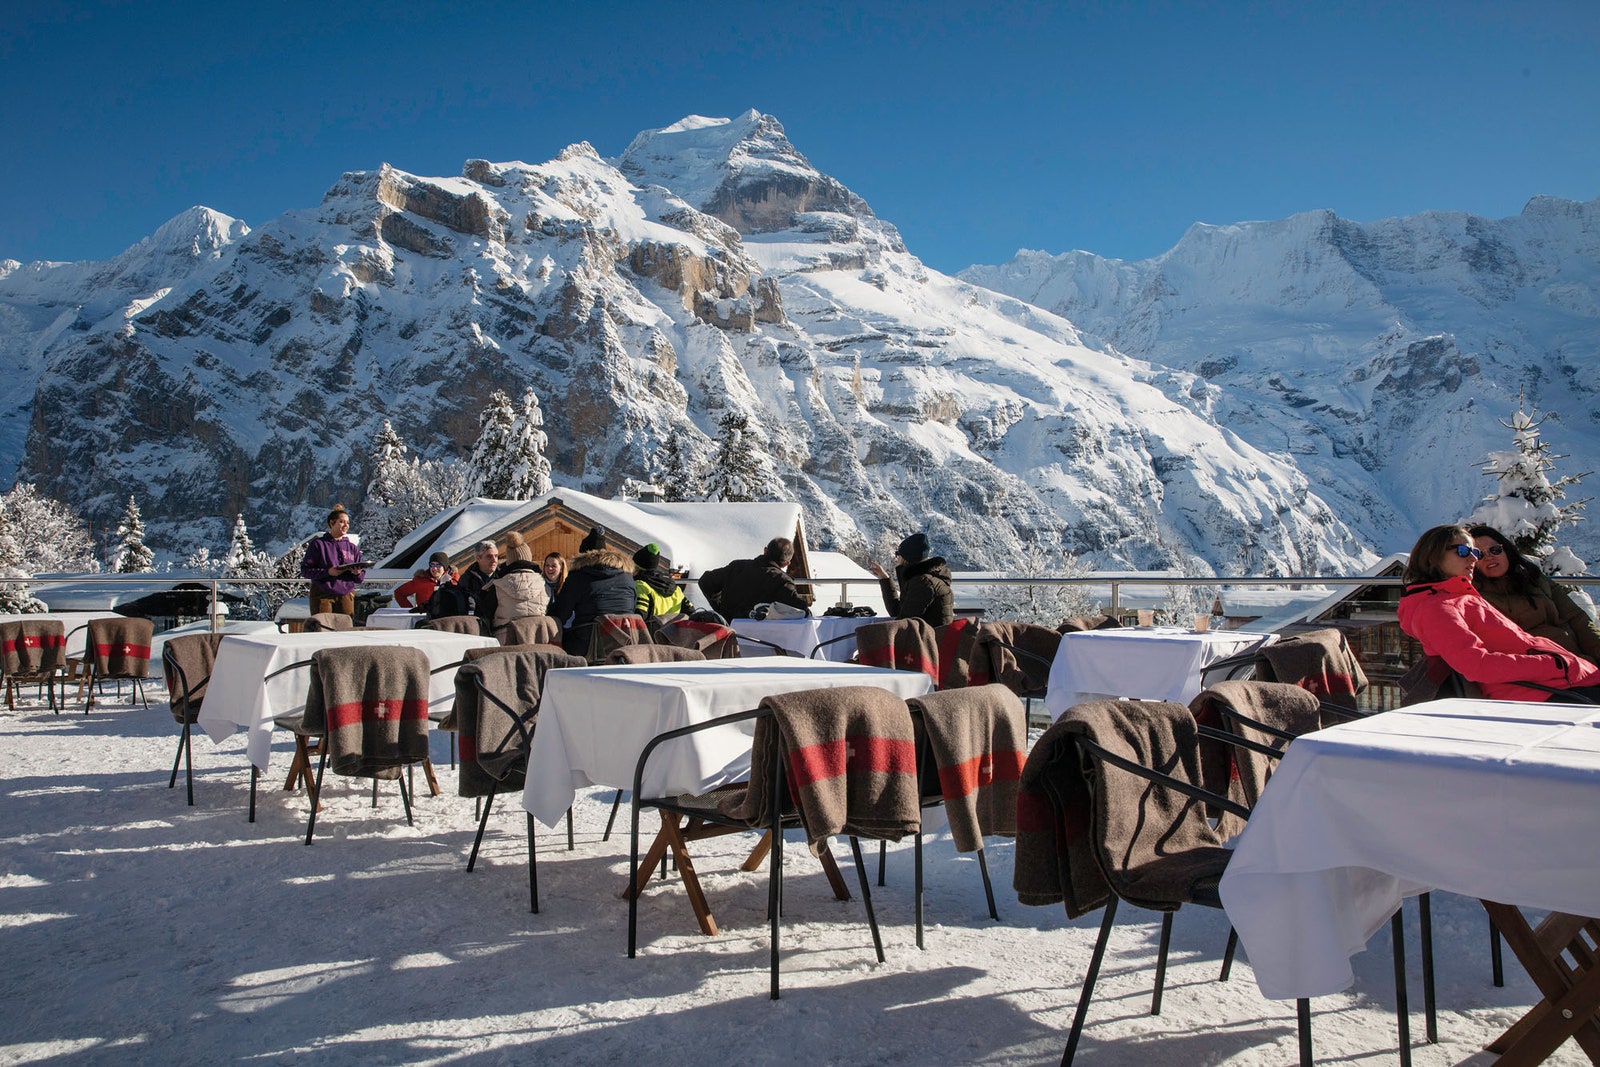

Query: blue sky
4;0;1596;274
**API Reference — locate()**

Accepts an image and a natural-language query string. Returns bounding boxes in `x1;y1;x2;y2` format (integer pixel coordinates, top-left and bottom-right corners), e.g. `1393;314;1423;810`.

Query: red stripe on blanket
860;645;937;682
326;698;430;731
785;734;918;790
937;750;1025;799
458;733;478;764
3;633;66;653
1300;671;1359;697
93;642;150;659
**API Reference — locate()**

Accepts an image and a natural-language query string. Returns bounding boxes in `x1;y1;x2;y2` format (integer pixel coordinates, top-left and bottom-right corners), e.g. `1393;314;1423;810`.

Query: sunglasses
1450;544;1484;560
1483;545;1506;557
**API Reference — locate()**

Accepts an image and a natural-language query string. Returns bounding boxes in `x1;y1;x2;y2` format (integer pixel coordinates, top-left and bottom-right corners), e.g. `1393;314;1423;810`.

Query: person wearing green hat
633;543;689;621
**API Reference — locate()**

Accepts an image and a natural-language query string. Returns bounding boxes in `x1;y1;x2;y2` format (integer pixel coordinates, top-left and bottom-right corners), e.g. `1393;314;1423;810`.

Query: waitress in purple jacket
300;504;366;616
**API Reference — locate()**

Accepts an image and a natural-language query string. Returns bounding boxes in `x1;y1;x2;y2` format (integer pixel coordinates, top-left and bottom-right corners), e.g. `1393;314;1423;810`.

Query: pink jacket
1397;574;1600;700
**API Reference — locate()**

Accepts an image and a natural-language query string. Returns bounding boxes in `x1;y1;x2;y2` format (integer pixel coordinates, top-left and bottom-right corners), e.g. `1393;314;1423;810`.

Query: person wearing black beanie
578;526;606;553
869;532;953;627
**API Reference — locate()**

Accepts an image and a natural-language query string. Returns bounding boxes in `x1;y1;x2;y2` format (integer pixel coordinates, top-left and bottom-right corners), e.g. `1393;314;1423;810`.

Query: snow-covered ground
0;683;1583;1065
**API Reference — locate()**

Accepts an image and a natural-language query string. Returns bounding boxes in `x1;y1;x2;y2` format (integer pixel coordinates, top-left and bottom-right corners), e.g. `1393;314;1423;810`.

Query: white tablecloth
732;615;885;660
198;630;497;770
364;607;425;630
521;658;936;826
1043;627;1276;719
0;611;124;661
1219;697;1600;1000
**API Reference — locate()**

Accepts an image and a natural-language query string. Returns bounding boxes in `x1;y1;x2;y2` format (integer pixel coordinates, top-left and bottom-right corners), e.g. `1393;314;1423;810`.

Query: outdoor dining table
521;657;935;934
1042;625;1277;720
364;607;425;630
1219;697;1600;1064
731;615;885;660
197;628;497;772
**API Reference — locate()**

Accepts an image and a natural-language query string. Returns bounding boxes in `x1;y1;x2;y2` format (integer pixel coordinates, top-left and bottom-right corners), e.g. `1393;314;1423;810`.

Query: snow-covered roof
28;572;234;612
375;488;806;579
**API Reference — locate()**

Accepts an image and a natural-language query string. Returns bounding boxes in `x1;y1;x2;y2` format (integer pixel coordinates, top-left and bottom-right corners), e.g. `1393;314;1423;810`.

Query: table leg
1479;901;1600;1065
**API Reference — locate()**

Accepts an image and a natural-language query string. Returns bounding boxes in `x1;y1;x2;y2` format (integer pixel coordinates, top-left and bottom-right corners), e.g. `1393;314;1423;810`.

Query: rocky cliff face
963;195;1600;561
5;112;1374;575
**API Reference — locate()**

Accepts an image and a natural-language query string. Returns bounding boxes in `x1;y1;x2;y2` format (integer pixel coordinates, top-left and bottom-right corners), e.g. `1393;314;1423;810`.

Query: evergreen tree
1467;402;1592;574
980;539;1098;625
110;496;155;573
503;387;553;499
655;429;695;503
226;514;258;571
703;411;782;503
360;419;473;561
223;513;276;619
466;390;519;498
0;484;98;612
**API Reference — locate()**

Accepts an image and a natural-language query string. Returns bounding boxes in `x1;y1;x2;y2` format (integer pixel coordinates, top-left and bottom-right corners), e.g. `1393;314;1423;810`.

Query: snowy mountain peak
134;206;249;260
617;111;874;235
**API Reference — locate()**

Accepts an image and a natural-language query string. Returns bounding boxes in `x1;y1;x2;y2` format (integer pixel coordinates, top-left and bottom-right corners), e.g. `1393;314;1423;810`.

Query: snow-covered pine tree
223;513;276;619
503;387;553;499
1467;403;1592;575
361;420;471;563
226;514;257;571
466;390;520;498
0;484;98;612
110;496;155;573
655;429;695;503
703;412;782;503
980;539;1097;625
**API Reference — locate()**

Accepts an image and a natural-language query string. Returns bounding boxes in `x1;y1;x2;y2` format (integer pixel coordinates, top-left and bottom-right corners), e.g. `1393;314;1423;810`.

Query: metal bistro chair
627;684;920;999
1;618;67;712
160;632;227;805
78;616;154;712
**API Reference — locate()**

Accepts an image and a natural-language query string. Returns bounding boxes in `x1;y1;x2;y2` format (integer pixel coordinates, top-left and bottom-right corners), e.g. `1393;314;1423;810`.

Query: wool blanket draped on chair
907;684;1027;853
299;646;430;780
856;619;939;684
1;619;66;677
1255;627;1367;709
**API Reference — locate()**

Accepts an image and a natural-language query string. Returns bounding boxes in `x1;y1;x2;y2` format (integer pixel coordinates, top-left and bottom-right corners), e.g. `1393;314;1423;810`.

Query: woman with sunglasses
1398;524;1600;701
1469;524;1600;665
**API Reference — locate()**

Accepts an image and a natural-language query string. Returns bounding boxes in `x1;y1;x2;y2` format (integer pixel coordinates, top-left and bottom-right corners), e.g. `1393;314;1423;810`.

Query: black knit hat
579;526;606;553
632;542;661;570
428;551;450;567
896;532;929;563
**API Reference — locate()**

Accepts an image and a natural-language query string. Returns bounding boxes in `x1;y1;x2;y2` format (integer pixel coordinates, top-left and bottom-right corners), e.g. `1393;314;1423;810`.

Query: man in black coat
698;537;810;622
870;532;954;627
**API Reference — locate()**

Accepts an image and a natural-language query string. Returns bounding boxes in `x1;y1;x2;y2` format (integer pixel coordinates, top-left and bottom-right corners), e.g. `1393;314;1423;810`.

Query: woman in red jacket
1397;524;1600;702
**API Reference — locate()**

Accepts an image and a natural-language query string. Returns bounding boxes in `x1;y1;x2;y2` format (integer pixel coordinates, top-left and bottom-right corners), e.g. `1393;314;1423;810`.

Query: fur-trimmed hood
570;549;635;575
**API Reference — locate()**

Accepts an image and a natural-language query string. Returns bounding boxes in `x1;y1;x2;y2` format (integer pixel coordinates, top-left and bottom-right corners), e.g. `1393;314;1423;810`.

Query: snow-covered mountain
961;196;1600;563
2;111;1426;574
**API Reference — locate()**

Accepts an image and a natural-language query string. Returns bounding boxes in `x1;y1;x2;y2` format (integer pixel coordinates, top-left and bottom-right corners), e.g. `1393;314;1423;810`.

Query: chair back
1189;680;1323;837
655;616;740;659
0;619;67;677
976;622;1060;696
1057;614;1122;633
455;647;586;796
723;685;921;851
607;644;706;665
300;645;431;779
587;613;649;664
498;614;560;646
1399;654;1483;705
905;684;1027;852
933;615;984;690
87;616;154;679
1065;700;1231;912
425;615;483;636
304;612;354;633
856;619;938;684
161;633;227;725
1254;627;1367;709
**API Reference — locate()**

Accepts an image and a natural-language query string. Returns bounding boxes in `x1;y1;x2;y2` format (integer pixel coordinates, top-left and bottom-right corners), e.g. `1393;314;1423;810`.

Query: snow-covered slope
961;196;1600;562
6;113;1376;573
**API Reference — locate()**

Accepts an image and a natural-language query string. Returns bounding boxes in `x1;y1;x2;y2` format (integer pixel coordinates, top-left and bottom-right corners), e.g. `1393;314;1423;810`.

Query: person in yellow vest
633;543;688;620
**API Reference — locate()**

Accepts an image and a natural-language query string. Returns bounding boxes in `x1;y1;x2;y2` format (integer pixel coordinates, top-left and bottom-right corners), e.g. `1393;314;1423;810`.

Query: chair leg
914;831;924;950
1390;910;1413;1067
170;729;186;788
526;812;539;914
1489;916;1505;987
1063;897;1119;1067
566;806;574;851
397;770;414;827
603;789;623;841
1297;997;1313;1066
1152;911;1175;1015
1220;926;1239;981
877;839;887;886
1418;893;1437;1043
183;722;194;806
305;746;329;845
847;836;886;964
768;812;783;1000
249;765;258;823
627;798;642;959
467;786;497;872
976;847;998;921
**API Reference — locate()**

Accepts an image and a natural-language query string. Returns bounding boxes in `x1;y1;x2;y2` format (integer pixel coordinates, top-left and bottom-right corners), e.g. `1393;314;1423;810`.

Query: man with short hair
426;540;498;621
698;537;810;621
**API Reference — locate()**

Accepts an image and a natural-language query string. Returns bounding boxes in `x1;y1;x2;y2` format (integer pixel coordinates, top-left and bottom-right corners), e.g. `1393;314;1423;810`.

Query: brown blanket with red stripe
590;613;649;663
498;615;560;646
426;615;482;635
1190;681;1322;839
720;685;920;854
88;616;153;678
161;633;226;725
300;646;430;780
656;617;740;659
454;647;584;797
607;645;706;665
976;622;1060;695
856;618;939;684
907;684;1027;853
0;619;66;677
1255;627;1367;709
934;616;985;690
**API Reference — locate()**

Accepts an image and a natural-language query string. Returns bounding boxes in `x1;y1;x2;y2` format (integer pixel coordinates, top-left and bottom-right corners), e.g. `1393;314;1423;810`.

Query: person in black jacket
547;547;636;658
870;532;954;627
698;537;809;622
